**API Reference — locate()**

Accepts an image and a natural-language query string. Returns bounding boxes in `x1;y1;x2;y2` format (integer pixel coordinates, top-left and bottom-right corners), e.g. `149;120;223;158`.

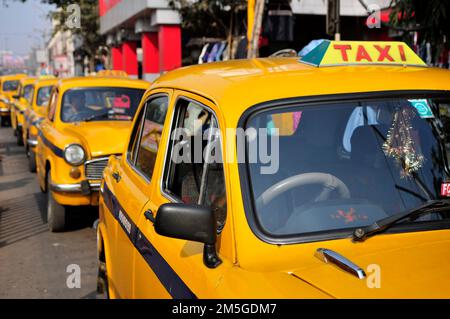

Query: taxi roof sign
300;40;427;68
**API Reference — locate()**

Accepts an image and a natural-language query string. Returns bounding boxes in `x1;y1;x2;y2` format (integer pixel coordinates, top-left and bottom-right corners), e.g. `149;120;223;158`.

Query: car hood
62;121;132;158
290;231;450;298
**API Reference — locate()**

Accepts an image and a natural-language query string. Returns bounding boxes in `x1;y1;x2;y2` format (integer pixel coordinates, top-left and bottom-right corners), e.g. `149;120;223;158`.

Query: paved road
0;127;99;299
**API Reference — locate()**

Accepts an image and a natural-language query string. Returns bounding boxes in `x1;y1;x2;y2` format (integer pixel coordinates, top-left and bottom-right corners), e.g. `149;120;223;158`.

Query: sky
0;0;56;56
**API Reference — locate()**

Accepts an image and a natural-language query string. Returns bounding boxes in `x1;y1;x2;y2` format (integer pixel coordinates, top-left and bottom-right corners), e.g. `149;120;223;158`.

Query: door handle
144;209;155;223
112;171;121;183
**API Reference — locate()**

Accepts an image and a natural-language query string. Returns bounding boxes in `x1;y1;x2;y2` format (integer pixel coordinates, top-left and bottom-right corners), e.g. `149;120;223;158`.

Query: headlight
64;144;86;166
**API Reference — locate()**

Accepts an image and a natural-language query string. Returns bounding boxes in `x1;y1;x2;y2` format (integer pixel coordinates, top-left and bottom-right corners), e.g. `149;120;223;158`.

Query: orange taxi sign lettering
300;40;426;67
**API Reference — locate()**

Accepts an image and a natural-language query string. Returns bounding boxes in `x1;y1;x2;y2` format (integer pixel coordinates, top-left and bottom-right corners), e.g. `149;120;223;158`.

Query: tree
45;0;105;71
169;0;247;38
390;0;450;45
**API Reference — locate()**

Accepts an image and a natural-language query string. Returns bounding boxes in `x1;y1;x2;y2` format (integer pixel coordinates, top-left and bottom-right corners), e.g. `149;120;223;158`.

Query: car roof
57;76;150;91
1;74;28;81
34;78;58;88
21;77;37;85
152;57;450;116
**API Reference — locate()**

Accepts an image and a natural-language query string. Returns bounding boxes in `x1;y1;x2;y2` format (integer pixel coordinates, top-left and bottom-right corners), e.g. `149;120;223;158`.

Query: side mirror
155;203;222;268
12;94;20;100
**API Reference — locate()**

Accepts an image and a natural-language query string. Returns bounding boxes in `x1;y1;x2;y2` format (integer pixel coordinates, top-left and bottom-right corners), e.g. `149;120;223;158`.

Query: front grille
84;158;109;180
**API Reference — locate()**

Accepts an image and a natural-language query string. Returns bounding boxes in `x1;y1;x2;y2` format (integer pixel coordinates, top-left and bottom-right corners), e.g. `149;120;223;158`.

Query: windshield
3;80;20;92
36;85;53;107
61;87;145;123
244;95;450;238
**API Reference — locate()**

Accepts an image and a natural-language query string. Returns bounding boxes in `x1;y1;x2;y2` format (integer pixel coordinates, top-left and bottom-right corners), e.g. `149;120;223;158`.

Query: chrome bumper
0;107;9;113
50;180;101;194
27;139;38;147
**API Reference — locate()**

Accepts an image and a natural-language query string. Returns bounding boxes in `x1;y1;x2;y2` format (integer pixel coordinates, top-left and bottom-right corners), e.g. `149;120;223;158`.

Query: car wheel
28;150;37;173
0;116;9;127
96;261;110;299
17;127;23;146
47;172;67;232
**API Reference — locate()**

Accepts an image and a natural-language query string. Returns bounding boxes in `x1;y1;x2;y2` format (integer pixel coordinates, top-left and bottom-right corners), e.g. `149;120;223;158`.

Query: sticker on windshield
441;183;450;197
113;95;131;109
408;99;434;118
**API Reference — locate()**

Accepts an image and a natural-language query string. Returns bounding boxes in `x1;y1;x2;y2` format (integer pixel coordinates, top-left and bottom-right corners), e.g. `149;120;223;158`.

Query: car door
101;90;171;298
133;92;230;298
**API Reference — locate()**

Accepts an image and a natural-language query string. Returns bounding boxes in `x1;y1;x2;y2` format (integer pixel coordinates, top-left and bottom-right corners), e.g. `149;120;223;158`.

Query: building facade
99;0;182;81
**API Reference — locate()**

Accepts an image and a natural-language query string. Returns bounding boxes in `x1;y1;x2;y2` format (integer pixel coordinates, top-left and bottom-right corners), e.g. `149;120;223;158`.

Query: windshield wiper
83;111;111;122
352;199;450;242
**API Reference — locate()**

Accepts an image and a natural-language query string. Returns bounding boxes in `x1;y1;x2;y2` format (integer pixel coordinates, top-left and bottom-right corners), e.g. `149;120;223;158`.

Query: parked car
10;77;36;145
0;73;27;127
97;41;450;298
35;76;149;232
22;77;57;172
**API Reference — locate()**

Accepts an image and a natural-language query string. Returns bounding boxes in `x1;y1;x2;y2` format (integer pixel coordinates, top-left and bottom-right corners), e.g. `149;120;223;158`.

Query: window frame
126;93;169;184
47;88;59;122
238;90;450;245
35;85;53;108
160;96;226;207
23;84;35;104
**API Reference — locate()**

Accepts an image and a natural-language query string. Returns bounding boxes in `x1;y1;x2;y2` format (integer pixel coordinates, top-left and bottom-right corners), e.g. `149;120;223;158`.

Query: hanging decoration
382;107;424;177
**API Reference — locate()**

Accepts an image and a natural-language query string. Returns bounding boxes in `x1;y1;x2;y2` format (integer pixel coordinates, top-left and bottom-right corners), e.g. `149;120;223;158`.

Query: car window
36;85;53;107
163;98;227;233
127;103;146;165
23;84;34;103
47;89;59;121
132;96;169;180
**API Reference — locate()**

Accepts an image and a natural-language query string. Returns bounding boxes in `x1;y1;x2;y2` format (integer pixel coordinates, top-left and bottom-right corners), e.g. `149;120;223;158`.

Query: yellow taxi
23;78;58;172
97;41;450;298
10;77;36;145
0;73;27;126
36;76;149;232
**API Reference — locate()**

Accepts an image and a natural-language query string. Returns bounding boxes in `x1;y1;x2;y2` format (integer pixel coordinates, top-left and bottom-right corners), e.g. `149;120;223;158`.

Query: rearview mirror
155;203;222;268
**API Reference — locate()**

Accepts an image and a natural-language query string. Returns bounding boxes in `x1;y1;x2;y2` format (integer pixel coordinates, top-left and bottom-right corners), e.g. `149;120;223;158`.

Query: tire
47;172;67;232
96;261;110;299
28;149;37;173
0;116;9;127
16;127;23;146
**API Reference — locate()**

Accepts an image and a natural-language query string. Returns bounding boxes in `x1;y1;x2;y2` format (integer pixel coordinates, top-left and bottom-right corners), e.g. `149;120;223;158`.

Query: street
0;127;98;299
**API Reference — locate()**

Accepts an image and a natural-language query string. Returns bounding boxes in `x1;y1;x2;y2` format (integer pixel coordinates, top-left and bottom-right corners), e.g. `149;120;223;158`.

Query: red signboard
441;183;450;197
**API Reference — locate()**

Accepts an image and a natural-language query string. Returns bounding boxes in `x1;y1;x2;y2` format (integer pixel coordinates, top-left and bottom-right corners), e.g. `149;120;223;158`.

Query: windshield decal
331;208;368;224
112;95;131;108
408;99;434;119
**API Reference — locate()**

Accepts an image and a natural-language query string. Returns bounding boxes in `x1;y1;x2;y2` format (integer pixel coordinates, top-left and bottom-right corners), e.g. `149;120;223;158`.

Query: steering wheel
256;172;351;207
